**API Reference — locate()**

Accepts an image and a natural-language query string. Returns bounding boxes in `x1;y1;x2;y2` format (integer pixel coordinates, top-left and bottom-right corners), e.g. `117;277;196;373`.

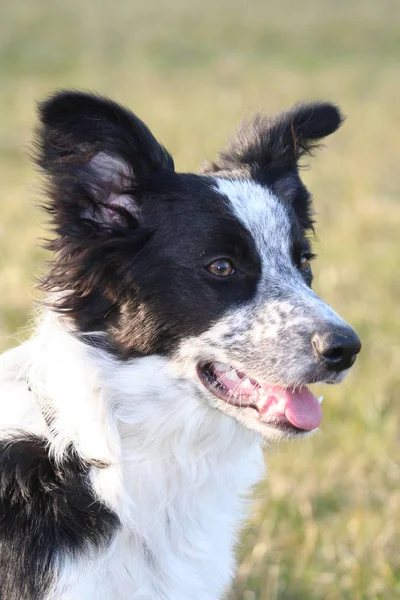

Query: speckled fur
0;92;359;600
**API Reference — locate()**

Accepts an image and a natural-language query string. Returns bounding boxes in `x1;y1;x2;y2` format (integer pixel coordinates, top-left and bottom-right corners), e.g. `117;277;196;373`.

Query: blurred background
0;0;399;597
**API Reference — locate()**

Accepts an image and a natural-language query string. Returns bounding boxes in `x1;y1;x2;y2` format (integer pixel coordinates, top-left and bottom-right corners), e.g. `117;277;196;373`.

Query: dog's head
36;91;360;440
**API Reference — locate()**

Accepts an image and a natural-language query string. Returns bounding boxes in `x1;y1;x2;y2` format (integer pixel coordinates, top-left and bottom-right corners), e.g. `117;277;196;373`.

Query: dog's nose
312;327;361;372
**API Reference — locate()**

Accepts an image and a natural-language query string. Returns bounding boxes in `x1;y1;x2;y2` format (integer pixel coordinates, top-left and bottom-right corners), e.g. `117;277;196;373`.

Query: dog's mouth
197;362;323;434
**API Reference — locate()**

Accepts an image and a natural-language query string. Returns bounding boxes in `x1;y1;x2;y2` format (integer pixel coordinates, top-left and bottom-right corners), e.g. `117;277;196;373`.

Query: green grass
1;0;399;597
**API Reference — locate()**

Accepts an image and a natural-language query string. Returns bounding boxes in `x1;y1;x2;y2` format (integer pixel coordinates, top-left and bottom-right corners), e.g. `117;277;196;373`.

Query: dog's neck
25;313;264;518
1;312;265;598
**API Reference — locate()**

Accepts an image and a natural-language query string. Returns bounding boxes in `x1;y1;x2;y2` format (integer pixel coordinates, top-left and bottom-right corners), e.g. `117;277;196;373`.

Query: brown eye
299;255;311;271
207;259;235;277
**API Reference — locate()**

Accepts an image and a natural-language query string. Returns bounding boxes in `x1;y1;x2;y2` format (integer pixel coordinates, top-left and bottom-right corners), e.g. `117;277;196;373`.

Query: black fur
34;92;341;358
202;102;343;176
35;92;262;357
37;90;174;180
201;102;343;231
0;435;120;600
0;93;346;597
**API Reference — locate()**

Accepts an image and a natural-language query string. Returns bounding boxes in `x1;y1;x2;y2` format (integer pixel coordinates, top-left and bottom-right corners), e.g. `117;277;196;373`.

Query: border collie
0;91;360;600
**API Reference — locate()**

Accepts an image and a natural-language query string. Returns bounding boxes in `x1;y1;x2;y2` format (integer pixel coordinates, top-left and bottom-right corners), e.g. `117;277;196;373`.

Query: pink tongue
259;385;322;431
213;366;322;431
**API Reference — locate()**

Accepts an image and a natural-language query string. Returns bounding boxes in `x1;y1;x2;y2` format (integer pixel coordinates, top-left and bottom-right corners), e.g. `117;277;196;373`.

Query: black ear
202;101;343;182
35;90;174;232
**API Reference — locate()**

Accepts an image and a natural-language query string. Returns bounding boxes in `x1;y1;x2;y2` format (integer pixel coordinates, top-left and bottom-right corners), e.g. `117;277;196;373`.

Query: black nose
312;327;361;372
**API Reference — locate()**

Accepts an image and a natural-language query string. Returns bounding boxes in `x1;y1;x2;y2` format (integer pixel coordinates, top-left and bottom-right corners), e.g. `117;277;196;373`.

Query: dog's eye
207;259;235;277
298;255;311;271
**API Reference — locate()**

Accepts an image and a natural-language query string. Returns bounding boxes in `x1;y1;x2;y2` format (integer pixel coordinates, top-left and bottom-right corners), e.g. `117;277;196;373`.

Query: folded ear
35;90;174;233
202;101;343;183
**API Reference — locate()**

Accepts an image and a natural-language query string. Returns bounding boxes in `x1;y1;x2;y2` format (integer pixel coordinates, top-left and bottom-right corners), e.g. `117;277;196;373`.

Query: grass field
1;0;400;598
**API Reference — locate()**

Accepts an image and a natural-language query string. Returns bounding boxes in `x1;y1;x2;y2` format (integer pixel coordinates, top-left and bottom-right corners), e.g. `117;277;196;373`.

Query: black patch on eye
36;92;340;360
105;175;262;357
52;172;263;358
0;435;120;600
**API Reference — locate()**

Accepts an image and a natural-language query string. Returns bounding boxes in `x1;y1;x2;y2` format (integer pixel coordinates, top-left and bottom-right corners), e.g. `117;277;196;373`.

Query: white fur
0;314;264;600
0;178;354;599
215;179;343;316
216;178;292;258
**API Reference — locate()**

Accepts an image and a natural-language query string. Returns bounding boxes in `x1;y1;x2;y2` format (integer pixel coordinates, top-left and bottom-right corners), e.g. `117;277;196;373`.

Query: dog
0;91;360;600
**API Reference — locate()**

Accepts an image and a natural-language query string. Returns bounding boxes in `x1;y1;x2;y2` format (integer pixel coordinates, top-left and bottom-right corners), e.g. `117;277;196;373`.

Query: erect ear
35;90;174;233
201;101;343;186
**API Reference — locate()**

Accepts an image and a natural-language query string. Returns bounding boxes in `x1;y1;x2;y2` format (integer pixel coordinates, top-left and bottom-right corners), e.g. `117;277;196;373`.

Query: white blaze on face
171;179;356;437
214;177;348;328
215;178;293;265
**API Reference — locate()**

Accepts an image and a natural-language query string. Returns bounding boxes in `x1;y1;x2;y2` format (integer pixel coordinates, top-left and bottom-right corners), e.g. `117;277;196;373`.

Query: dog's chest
54;432;264;600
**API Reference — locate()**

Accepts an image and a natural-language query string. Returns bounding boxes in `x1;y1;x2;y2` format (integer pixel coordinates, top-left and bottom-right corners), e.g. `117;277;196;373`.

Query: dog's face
36;92;360;440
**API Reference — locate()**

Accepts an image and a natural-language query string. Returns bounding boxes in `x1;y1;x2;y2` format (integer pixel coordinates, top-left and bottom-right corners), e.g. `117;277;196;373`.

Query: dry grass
0;0;399;597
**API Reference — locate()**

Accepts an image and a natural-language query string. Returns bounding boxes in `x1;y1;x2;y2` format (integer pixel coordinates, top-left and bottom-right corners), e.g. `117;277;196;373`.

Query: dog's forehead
214;178;293;256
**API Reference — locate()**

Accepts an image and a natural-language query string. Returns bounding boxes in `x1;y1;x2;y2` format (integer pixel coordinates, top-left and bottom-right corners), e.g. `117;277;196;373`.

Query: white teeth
318;396;324;404
226;369;241;382
241;378;256;390
213;362;230;372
